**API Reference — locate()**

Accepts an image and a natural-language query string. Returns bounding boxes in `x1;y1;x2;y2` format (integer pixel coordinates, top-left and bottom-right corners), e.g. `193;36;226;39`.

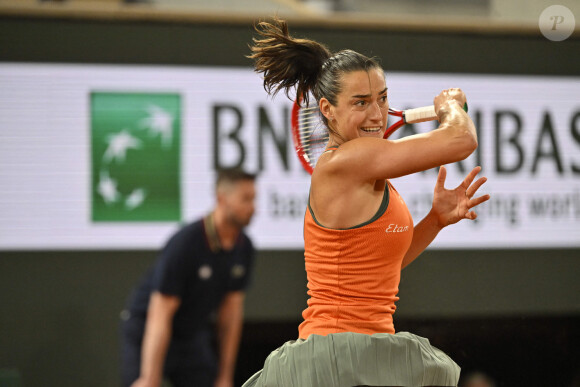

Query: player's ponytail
249;16;382;135
248;18;331;106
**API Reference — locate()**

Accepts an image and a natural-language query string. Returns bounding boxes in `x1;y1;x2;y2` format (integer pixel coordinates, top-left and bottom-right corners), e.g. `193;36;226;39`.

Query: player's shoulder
164;218;205;249
238;230;255;251
314;139;377;177
240;229;253;245
177;218;204;234
179;218;204;235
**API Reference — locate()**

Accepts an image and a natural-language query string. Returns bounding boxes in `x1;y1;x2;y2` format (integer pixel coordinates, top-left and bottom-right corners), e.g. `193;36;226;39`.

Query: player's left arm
400;209;444;270
214;290;245;387
401;166;489;269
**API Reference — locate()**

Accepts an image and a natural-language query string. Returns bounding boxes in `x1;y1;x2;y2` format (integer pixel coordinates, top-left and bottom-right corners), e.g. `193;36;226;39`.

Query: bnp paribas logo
90;92;181;222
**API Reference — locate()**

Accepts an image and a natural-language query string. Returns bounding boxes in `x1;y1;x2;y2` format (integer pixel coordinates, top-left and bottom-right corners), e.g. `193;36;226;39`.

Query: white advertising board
0;63;578;250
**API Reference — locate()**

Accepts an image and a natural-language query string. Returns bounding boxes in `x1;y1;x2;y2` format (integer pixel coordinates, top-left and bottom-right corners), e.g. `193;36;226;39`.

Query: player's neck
212;209;240;250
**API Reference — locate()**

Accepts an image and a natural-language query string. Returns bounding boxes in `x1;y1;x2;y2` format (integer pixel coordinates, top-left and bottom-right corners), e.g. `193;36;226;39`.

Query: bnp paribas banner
0;63;578;250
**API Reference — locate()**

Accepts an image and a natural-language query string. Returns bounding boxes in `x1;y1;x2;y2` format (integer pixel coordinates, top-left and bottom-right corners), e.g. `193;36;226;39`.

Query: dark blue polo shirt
126;215;255;340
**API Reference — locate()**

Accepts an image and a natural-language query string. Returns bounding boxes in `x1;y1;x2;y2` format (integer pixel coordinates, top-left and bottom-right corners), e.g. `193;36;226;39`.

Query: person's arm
401;209;443;270
214;291;245;387
131;292;181;387
401;165;490;269
326;89;478;182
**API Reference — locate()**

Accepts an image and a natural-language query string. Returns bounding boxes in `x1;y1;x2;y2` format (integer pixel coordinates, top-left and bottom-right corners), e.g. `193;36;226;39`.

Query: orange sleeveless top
299;180;414;339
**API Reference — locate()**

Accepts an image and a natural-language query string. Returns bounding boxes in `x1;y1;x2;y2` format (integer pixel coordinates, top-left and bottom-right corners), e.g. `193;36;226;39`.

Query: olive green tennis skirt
242;331;460;387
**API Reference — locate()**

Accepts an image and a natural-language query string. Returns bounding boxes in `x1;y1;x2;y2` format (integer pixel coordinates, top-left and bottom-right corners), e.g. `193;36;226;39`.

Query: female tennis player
245;18;490;387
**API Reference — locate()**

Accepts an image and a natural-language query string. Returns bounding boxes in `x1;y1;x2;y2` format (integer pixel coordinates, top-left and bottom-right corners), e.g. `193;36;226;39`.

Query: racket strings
297;106;329;166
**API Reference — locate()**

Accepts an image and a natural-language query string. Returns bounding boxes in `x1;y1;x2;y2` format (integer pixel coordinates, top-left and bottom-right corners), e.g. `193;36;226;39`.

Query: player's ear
319;98;334;121
216;186;228;206
216;190;224;205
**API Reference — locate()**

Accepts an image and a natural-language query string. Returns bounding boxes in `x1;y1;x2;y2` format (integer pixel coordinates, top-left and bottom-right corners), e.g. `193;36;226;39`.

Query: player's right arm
131;291;181;387
325;89;478;182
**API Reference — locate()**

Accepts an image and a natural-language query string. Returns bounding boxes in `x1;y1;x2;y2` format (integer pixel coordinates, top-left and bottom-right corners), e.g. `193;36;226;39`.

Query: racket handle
405;102;469;124
404;106;437;124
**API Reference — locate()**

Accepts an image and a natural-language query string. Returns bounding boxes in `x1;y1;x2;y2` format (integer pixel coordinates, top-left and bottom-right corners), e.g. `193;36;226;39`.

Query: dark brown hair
248;17;382;113
216;167;256;193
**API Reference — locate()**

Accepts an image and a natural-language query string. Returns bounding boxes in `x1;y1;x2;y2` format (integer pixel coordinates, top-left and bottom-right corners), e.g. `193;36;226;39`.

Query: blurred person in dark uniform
120;168;257;387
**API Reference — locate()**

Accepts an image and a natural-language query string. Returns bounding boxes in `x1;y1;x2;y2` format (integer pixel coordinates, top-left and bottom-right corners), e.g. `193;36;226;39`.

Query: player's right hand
434;88;467;121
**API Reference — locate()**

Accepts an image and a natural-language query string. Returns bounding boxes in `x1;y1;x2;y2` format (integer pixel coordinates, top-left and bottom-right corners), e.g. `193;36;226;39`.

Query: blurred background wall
0;1;579;386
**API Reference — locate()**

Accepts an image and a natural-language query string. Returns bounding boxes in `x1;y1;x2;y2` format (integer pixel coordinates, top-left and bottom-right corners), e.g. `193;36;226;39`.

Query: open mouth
360;127;382;133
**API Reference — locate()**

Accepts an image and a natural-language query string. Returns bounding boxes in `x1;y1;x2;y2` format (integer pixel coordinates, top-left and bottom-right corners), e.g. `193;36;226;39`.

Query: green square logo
91;92;181;222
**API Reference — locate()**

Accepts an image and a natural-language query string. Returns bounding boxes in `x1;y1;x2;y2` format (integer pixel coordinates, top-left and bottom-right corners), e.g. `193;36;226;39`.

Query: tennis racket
291;97;468;174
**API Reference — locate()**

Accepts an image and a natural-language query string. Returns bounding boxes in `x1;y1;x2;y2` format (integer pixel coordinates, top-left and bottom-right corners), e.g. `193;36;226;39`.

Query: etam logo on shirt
385;224;410;233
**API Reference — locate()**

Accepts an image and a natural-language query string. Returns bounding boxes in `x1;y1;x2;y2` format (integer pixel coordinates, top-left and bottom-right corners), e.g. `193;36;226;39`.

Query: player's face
326;68;388;141
224;180;256;228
